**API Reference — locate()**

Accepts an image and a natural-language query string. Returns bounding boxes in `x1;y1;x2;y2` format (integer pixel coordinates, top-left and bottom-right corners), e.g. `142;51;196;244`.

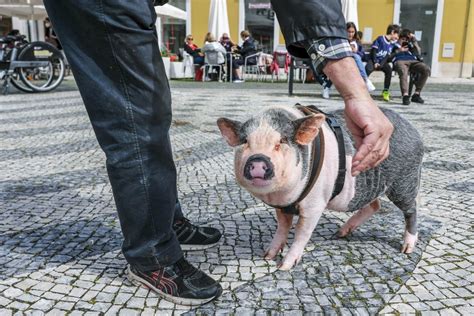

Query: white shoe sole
126;266;218;306
180;240;220;251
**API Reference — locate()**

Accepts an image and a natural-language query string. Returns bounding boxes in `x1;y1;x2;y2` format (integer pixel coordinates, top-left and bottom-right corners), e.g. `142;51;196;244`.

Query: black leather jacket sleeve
271;0;347;58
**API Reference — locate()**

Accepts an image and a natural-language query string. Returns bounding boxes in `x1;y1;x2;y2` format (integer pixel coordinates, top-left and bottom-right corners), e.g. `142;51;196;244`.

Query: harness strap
326;116;346;199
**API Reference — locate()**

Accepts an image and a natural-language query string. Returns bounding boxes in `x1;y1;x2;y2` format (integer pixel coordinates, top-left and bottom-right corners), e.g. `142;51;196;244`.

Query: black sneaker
127;257;223;306
402;95;411;105
411;94;425;104
173;218;222;251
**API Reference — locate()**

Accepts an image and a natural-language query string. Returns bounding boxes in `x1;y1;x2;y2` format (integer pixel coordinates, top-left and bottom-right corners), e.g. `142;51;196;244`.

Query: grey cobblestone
1;83;473;314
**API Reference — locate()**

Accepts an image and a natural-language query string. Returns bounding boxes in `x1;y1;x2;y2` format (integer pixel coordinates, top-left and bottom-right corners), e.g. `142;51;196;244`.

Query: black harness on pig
269;105;346;215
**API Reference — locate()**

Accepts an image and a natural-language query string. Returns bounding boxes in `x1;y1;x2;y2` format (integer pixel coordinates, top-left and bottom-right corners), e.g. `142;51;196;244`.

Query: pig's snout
244;154;275;180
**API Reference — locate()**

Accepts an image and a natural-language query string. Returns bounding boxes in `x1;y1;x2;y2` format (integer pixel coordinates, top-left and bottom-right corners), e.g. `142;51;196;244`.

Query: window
244;0;274;53
162;0;186;56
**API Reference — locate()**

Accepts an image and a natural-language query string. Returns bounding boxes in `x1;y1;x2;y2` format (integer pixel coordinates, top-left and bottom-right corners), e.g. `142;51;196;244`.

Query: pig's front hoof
264;245;284;260
278;254;302;271
337;225;355;238
401;231;418;254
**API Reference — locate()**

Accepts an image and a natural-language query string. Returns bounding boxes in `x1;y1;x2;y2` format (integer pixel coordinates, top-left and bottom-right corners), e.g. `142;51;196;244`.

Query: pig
217;105;423;270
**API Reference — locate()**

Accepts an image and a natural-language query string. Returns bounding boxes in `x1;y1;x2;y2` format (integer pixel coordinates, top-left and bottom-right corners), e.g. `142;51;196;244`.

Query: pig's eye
241;138;247;144
274;144;281;151
280;137;288;144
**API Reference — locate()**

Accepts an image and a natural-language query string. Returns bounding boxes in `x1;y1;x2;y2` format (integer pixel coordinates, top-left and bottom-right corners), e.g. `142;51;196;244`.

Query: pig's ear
217;118;243;147
293;114;325;145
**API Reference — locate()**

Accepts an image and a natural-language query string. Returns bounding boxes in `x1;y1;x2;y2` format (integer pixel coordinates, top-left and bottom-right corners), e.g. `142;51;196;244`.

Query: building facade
1;0;472;78
185;0;474;78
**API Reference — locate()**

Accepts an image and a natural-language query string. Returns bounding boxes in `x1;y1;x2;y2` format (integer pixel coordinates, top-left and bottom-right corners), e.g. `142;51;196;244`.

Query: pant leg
365;59;375;77
381;63;393;90
394;61;411;95
410;61;431;93
307;61;331;88
353;54;368;80
43;0;182;270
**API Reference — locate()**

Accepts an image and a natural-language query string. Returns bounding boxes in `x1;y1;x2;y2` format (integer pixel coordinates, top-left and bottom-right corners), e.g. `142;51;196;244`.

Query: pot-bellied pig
217;105;423;270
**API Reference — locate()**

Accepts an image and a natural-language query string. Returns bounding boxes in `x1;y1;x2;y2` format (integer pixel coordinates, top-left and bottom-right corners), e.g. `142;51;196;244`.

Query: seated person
391;28;430;105
202;33;227;81
202;33;226;64
347;22;375;92
219;33;236;52
184;34;204;66
365;24;400;101
232;30;258;83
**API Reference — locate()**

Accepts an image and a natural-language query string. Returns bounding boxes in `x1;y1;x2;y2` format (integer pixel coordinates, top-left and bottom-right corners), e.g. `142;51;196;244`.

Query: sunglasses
187;38;193;40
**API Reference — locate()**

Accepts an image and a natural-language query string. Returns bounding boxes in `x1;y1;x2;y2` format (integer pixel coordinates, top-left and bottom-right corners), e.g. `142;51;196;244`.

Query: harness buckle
326;116;340;128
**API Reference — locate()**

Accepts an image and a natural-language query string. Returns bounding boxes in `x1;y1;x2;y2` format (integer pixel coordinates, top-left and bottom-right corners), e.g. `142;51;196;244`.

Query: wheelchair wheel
19;57;65;92
9;72;35;93
17;41;65;92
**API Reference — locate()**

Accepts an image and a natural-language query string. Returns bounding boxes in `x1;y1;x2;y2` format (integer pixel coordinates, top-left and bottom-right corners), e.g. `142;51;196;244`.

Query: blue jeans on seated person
44;0;185;272
353;54;368;81
193;55;205;66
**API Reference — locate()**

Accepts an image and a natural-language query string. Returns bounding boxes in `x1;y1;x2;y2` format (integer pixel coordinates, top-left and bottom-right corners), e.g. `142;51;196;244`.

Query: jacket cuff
304;38;353;75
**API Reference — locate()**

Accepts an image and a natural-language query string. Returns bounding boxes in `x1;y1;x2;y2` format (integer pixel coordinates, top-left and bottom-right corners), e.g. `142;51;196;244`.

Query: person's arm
184;44;194;56
324;57;393;175
239;41;253;56
370;47;378;64
270;0;393;174
217;43;226;54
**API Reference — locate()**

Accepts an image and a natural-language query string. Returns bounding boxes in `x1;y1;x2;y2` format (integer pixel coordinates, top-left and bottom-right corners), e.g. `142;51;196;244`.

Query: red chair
270;51;290;82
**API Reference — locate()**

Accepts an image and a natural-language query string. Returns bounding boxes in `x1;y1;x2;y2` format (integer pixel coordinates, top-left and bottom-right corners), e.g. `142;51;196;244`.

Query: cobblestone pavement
1;81;473;315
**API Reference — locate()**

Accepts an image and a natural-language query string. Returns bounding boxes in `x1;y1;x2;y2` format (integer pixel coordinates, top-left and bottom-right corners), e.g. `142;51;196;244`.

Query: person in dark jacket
365;24;400;101
231;30;258;82
391;28;430;105
271;0;393;174
41;0;393;306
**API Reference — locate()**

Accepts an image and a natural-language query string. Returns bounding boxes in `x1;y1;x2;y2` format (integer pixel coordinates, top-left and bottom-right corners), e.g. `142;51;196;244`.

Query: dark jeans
365;60;392;90
43;0;184;271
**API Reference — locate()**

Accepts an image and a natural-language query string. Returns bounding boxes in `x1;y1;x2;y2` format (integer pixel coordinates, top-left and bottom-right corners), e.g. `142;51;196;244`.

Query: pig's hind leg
338;199;380;237
264;209;293;260
386;192;419;254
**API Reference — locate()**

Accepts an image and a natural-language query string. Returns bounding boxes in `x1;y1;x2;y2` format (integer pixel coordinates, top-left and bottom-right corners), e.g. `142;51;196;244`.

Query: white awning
0;1;186;21
0;3;47;20
155;4;186;20
341;0;359;29
208;0;229;39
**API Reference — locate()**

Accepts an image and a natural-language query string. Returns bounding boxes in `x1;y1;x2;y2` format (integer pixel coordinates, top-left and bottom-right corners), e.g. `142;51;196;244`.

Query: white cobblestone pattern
0;83;472;315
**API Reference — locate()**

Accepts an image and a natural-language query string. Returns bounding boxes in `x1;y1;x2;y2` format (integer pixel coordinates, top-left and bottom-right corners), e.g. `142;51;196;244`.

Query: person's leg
232;58;243;81
395;61;410;96
381;63;393;90
395;61;411;105
365;59;375;77
43;0;181;271
410;61;430;104
353;54;367;80
411;62;430;93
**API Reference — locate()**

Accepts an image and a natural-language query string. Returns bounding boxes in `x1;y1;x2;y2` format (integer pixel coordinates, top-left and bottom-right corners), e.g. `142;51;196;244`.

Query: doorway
399;0;438;67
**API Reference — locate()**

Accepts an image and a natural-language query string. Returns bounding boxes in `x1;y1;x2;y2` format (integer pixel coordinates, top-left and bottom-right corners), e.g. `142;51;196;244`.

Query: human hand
374;63;381;69
324;58;393;176
344;98;393;175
